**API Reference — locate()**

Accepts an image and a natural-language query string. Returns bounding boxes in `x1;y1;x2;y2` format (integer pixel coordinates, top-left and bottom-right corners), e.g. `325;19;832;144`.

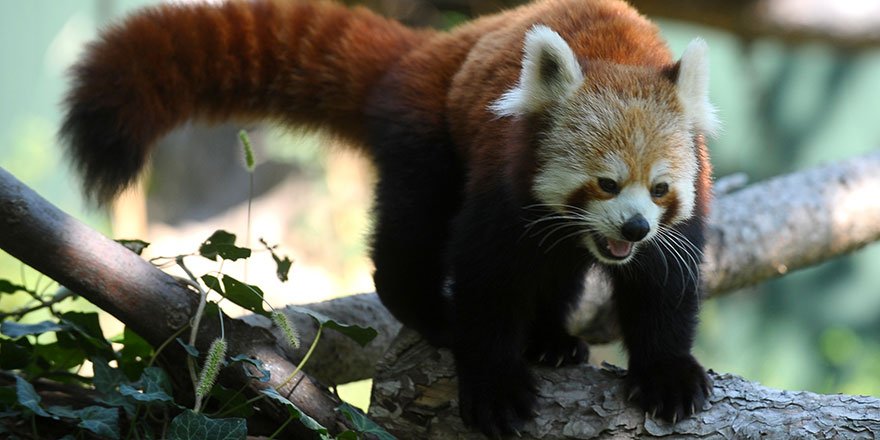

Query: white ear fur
677;38;720;137
490;25;584;117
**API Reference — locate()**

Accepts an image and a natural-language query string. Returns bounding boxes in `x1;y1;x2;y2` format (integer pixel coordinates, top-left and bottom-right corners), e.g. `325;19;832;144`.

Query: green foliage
199;230;251;262
169;410;247;440
0;228;386;438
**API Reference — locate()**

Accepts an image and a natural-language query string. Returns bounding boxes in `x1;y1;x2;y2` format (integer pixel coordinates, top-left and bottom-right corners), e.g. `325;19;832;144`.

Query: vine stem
175;257;208;395
278;324;322;390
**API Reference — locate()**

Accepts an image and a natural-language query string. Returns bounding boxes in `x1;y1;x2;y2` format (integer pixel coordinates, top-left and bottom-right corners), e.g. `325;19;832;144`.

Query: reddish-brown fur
62;1;714;434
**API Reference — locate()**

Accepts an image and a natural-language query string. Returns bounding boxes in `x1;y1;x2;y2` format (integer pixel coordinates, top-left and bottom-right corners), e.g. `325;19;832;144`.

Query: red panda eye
652;182;669;198
598;178;619;194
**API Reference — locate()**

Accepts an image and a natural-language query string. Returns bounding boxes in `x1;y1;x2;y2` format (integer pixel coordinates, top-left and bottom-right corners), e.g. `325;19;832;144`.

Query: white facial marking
490;25;584;117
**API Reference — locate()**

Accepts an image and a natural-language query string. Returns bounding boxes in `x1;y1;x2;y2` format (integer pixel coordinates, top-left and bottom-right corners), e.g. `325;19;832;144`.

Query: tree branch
370;330;880;439
0;167;349;439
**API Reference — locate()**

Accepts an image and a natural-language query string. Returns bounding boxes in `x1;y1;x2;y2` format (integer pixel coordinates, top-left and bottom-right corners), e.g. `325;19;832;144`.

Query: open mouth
592;234;635;261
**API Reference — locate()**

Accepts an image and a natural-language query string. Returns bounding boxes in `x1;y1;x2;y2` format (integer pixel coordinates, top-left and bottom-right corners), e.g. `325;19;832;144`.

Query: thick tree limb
0;167;350;439
370;330;880;439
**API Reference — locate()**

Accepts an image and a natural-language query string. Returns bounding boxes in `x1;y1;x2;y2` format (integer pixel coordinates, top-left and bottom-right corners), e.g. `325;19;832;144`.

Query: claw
691;403;696;415
672;412;678;424
513;428;522;438
571;347;578;357
538;353;546;363
651;409;657;419
555;357;563;368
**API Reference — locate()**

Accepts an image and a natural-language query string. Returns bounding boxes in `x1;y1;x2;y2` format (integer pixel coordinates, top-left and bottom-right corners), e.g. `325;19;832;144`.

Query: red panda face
491;26;717;265
532;77;699;264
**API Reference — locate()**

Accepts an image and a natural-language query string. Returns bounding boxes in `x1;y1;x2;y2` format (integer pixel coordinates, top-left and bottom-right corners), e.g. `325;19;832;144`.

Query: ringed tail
61;0;428;202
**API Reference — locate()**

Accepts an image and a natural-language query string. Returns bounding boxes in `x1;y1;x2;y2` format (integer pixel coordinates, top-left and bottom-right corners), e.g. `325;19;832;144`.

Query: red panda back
62;0;431;202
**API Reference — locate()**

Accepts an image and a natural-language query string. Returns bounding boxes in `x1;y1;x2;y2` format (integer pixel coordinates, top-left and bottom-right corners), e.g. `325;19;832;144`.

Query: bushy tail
61;0;427;202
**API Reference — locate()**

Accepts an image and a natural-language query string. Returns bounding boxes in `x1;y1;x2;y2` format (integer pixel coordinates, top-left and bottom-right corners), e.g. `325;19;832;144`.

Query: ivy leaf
176;338;200;358
260;388;329;438
168;410;246;440
201;274;223;294
0;338;32;369
142;368;173;394
114;327;153;380
14;375;50;417
92;358;127;394
0;279;30;295
208;384;253;418
119;383;173;404
338;402;397;440
229;355;270;383
77;406;120;439
58;312;114;359
199;230;251;262
219;275;269;317
32;341;86;371
115;239;150;256
289;307;377;347
46;405;80;419
0;320;67;339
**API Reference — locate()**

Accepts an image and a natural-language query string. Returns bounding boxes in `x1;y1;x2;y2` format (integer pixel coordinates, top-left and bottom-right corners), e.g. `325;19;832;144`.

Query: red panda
61;0;718;436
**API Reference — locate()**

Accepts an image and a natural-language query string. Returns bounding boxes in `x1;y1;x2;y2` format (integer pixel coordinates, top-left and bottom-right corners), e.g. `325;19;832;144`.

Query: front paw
458;361;537;437
525;333;589;367
626;354;712;423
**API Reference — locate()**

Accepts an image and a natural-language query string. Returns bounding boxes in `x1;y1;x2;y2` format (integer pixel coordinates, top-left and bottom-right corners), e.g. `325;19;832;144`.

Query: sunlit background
2;0;879;411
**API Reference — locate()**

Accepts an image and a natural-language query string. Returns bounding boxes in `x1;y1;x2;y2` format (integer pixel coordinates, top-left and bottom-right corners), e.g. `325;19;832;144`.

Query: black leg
611;217;711;422
450;193;589;436
525;270;590;368
366;108;464;348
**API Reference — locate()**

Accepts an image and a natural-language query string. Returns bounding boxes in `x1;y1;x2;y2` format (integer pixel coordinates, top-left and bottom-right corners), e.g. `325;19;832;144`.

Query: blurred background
1;0;879;410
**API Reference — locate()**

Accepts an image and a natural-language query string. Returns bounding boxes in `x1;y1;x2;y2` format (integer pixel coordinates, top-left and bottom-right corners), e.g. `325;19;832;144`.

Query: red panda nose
621;214;650;242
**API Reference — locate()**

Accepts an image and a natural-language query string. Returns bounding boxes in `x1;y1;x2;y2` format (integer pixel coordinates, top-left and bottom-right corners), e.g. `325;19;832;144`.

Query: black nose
621;214;650;242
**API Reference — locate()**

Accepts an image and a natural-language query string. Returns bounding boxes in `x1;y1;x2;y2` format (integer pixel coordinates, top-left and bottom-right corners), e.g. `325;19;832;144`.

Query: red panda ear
490;25;584;117
676;38;720;137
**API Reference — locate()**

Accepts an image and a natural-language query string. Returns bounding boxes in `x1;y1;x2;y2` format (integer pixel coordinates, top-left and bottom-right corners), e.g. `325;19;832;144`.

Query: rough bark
371;329;880;439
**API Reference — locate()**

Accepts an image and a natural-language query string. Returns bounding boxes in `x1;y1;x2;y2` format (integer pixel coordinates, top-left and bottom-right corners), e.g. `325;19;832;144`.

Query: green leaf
111;366;176;408
0;338;33;369
260;388;329;438
77;405;120;439
58;312;114;358
32;342;86;371
219;275;269;317
201;274;223;294
199;230;251;262
338;402;397;440
0;280;29;295
137;367;174;400
208;384;252;418
115;327;153;380
14;375;49;417
92;358;128;395
119;383;173;404
336;431;359;440
115;239;150;255
228;355;270;383
290;307;378;347
260;238;293;282
0;320;67;338
46;405;80;419
168;410;246;440
176;338;200;358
